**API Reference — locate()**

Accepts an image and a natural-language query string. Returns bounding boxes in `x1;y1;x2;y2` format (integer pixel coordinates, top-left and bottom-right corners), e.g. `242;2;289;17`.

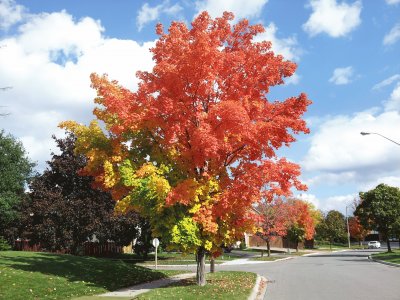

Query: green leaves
0;130;34;239
355;184;400;238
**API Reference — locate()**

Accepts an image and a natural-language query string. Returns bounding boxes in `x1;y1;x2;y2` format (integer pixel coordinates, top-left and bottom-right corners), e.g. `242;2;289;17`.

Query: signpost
152;238;160;269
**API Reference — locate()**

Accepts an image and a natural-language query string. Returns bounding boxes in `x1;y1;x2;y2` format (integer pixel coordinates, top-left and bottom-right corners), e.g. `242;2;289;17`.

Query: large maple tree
61;12;311;285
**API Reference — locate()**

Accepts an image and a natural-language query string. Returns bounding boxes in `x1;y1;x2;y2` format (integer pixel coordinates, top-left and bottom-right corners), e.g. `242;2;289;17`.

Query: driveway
219;249;400;300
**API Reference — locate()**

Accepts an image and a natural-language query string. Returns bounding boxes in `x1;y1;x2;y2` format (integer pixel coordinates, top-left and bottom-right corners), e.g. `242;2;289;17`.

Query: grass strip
135;271;257;300
371;249;400;264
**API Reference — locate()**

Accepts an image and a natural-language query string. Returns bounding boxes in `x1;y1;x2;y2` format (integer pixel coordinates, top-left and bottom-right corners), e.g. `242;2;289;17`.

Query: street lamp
360;132;400;146
345;205;351;249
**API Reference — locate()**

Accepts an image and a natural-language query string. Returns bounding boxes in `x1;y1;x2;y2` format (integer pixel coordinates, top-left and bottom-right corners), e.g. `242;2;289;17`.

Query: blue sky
1;0;400;215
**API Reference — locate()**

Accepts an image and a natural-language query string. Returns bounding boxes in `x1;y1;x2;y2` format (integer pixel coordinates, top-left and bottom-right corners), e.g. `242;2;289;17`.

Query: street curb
368;256;400;268
248;275;267;300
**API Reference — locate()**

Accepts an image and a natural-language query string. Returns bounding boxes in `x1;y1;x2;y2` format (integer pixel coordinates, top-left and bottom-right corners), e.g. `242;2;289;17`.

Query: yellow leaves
171;217;202;252
189;204;201;214
148;175;171;203
104;160;117;188
204;240;213;251
167;177;219;207
115;195;133;214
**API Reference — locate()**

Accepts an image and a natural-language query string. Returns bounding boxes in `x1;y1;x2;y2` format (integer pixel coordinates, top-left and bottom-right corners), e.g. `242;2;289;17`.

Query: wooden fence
13;240;123;256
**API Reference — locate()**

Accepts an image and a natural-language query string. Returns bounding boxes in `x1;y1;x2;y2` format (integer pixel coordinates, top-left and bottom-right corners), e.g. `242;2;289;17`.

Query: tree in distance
316;210;347;249
0;130;35;243
355;183;400;252
285;199;318;252
348;216;368;246
61;11;311;285
256;198;289;257
21;134;140;254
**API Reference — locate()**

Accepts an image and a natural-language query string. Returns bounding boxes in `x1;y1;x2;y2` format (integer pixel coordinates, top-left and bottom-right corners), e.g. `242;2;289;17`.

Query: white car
367;241;381;249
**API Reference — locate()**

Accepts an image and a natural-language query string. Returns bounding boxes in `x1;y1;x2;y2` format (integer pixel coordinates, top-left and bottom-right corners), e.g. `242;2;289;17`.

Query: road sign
152;238;159;248
152;238;160;270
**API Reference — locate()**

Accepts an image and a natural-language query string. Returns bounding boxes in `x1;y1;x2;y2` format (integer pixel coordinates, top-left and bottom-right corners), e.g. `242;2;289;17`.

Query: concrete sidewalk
97;273;196;298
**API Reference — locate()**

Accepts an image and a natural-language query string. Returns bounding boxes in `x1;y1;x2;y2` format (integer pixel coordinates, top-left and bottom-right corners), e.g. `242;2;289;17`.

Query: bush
0;236;11;251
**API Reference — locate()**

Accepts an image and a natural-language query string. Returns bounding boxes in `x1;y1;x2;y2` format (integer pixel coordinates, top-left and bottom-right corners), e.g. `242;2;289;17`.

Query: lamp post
345;205;351;249
360;132;400;146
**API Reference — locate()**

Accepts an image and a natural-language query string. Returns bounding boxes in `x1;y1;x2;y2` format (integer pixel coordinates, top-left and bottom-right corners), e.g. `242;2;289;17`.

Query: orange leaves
286;199;317;240
166;179;199;206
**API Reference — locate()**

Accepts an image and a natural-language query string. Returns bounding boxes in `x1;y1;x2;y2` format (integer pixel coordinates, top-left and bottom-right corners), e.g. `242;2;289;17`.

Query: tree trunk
196;247;206;286
210;257;215;273
266;240;271;257
387;237;392;252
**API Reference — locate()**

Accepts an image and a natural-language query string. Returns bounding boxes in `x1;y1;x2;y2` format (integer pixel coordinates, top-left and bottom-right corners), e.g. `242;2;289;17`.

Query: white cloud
360;176;400;192
372;74;400;90
297;193;320;209
305;171;356;187
383;23;400;46
323;194;356;214
136;1;183;31
0;0;26;30
385;0;400;5
302;110;400;174
303;0;362;38
384;82;400;111
254;22;301;61
296;192;355;214
285;73;301;85
300;80;400;204
195;0;268;20
0;4;155;171
329;66;354;85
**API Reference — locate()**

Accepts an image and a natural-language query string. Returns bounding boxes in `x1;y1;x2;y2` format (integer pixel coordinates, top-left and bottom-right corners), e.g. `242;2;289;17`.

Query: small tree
348;216;368;246
285;199;317;252
355;184;400;252
256;198;288;256
316;210;346;249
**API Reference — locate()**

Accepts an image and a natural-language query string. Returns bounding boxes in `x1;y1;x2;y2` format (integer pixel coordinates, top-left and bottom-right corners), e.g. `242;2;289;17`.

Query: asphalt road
220;249;400;300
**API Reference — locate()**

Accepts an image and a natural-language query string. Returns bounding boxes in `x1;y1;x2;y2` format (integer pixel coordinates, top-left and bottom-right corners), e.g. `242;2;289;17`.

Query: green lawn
0;251;184;300
248;251;308;261
249;256;282;261
314;243;364;250
115;252;237;266
135;271;257;300
371;250;400;264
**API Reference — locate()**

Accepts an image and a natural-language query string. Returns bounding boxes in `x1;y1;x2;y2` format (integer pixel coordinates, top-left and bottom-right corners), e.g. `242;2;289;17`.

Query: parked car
367;241;381;249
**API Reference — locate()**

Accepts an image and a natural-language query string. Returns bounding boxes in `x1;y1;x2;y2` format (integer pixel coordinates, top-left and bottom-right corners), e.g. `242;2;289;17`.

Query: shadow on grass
0;252;170;291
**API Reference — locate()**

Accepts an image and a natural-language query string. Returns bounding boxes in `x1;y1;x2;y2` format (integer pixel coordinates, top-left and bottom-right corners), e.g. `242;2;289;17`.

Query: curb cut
368;256;400;268
272;256;294;262
302;252;323;256
248;275;267;300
